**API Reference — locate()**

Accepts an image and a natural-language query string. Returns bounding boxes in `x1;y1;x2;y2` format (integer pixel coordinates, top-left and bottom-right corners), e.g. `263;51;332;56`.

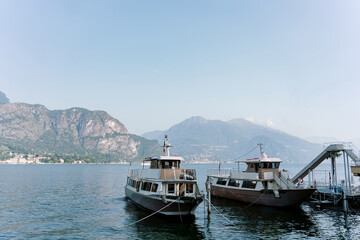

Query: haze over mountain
142;116;323;163
0;92;160;162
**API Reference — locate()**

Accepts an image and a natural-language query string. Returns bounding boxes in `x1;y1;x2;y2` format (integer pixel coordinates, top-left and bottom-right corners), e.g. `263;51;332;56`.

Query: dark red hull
211;185;315;207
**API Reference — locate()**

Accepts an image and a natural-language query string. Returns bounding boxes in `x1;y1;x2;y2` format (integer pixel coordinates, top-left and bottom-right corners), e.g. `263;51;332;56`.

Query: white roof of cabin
236;152;282;163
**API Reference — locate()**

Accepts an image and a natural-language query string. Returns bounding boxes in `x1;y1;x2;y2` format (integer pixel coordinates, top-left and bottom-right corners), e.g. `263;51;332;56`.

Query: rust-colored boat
207;145;315;208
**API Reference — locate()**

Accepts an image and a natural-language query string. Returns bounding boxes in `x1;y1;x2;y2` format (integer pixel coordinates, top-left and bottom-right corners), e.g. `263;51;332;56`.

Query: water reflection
206;198;318;239
310;208;360;239
120;200;205;239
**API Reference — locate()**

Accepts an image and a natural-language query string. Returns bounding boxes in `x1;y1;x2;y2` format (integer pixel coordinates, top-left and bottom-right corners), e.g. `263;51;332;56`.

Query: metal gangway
292;143;360;185
291;143;360;212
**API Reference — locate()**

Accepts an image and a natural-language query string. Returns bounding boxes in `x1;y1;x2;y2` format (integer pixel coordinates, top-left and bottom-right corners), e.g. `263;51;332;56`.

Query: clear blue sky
1;1;359;141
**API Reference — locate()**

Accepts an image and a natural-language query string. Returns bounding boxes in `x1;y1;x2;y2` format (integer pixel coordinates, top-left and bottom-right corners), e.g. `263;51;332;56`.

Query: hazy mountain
0;102;160;162
141;130;165;141
0;91;9;105
306;136;340;145
142;116;323;163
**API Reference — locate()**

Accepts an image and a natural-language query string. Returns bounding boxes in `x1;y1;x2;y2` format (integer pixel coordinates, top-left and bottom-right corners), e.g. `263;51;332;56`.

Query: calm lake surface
0;163;359;239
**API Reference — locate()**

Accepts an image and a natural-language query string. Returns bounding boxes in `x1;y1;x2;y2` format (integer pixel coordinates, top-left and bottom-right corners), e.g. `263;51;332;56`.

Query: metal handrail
323;142;360;155
207;168;232;177
272;170;291;189
349;142;360;158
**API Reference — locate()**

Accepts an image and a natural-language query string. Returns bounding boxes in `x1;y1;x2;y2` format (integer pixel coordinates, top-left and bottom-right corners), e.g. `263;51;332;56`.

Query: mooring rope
113;198;179;231
244;189;268;209
178;198;183;223
205;197;237;226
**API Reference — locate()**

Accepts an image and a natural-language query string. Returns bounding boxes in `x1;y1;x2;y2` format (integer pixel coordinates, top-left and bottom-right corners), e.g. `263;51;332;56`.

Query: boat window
262;163;271;168
228;179;240;187
167;184;175;194
242;181;256;189
141;181;152;191
216;178;227;185
151;183;158;192
145;182;152;191
186;184;193;193
259;163;262;168
151;160;158;169
141;181;146;191
131;180;136;188
275;163;280;168
163;161;170;169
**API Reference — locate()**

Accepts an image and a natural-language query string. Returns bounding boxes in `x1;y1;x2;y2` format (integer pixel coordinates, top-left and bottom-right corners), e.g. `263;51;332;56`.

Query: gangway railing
324;142;360;162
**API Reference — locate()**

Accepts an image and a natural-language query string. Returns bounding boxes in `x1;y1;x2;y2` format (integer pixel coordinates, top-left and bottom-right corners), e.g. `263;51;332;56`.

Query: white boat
125;135;203;217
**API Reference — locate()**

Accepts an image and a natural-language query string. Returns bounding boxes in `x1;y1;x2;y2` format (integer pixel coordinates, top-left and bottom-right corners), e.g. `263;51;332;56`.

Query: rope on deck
113;198;179;231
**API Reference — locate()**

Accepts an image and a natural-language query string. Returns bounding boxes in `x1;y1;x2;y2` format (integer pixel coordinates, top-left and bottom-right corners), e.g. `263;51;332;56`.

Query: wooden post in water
206;176;211;215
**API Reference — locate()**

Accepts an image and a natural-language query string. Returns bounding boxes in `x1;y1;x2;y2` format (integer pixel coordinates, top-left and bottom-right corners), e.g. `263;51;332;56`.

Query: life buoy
300;178;304;183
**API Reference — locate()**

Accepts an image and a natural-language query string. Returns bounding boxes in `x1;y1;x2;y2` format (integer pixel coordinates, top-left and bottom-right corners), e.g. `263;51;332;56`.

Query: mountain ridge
0;102;160;162
142;116;323;163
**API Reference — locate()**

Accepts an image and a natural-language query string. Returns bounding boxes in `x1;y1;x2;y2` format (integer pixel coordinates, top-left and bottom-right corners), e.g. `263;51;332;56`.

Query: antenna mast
163;135;172;156
258;143;263;154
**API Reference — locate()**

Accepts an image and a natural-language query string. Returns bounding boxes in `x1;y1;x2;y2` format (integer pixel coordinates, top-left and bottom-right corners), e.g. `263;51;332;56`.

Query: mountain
306;136;340;145
0;102;160;162
142;116;323;163
0;91;9;105
141;130;165;141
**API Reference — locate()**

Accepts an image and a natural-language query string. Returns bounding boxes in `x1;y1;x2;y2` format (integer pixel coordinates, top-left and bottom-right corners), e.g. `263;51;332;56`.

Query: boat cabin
238;153;282;179
144;156;183;169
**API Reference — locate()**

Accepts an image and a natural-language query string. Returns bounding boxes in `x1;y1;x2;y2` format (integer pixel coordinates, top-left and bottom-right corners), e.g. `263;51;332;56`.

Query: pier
292;142;360;212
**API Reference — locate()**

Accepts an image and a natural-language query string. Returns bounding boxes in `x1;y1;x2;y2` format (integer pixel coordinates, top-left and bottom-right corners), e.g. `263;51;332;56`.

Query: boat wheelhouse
125;136;203;217
207;145;315;207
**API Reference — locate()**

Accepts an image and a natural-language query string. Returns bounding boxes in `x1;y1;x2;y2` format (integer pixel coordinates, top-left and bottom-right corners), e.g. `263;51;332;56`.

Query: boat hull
125;187;203;216
211;185;315;207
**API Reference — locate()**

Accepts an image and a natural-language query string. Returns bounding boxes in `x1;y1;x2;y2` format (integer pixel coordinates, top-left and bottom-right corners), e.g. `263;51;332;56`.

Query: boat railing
207;168;232;178
129;169;142;178
129;168;197;180
307;169;360;195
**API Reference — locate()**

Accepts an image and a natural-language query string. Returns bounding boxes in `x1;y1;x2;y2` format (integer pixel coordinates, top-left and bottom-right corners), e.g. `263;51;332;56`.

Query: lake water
0;163;359;239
